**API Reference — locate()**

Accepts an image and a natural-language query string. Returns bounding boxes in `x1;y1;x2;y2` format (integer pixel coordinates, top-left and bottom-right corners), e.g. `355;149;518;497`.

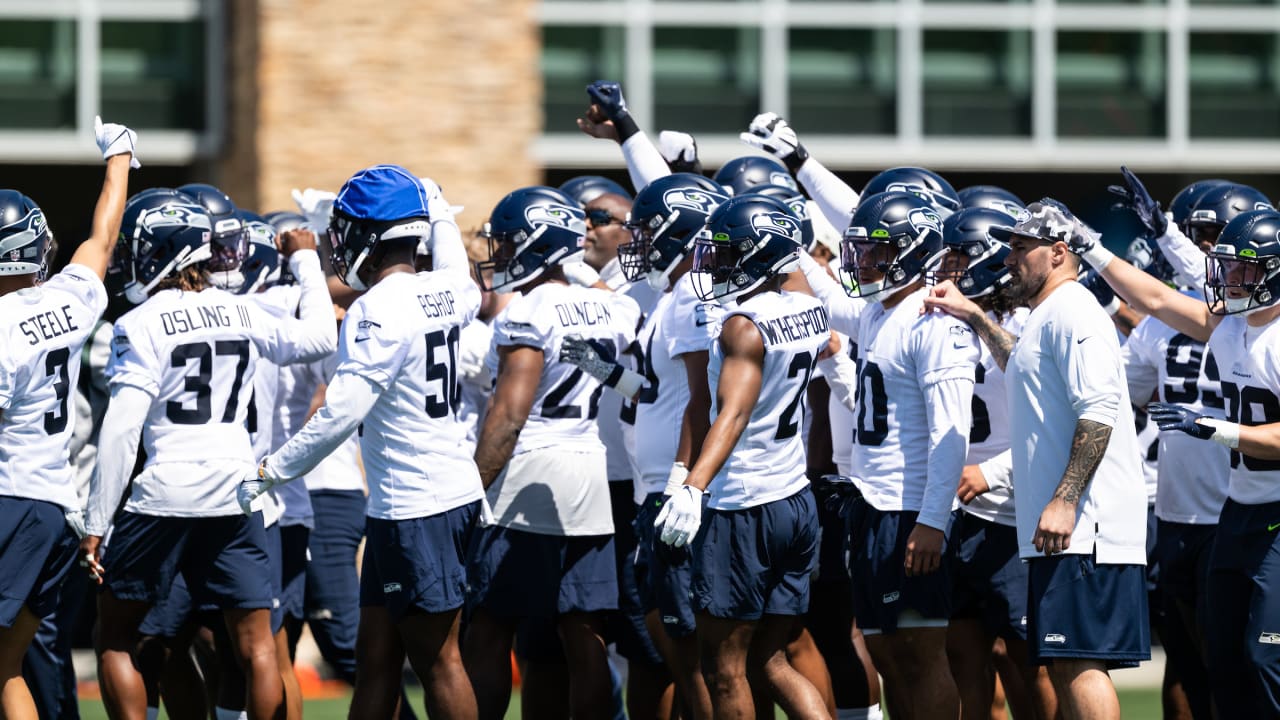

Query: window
788;28;896;134
924;30;1031;136
100;21;207;131
653;27;761;133
1057;31;1166;137
1190;33;1280;138
543;25;626;133
0;20;76;129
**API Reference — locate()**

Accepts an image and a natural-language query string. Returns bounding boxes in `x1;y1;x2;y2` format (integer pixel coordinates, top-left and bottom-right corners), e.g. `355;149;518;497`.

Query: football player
653;193;832;718
0;117;136;720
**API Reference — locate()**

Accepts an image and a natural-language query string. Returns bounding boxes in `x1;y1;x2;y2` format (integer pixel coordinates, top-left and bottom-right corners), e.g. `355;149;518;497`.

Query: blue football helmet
235;210;281;294
1205;209;1280;316
713;156;798;196
619;173;728;291
1187;183;1273;250
0;189;50;279
841;191;945;298
478;186;586;293
1125;237;1178;285
957;185;1026;216
559;175;632;206
934;207;1014;298
862;167;961;216
118;189;213;304
178;183;247;278
1169;179;1230;235
329;165;433;291
691;194;802;304
750;184;815;253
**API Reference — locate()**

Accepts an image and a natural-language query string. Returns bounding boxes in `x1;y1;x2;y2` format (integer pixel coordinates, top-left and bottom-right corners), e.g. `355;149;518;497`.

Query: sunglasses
586;208;625;227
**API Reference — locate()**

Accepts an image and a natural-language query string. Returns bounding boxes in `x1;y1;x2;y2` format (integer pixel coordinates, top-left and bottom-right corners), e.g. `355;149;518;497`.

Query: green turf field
77;686;1164;719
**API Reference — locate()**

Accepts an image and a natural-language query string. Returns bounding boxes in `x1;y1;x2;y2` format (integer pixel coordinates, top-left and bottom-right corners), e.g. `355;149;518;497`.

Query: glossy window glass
0;20;76;129
1190;34;1280;138
788;28;896;135
924;30;1031;136
653;27;761;133
101;21;207;130
542;25;626;133
1057;31;1166;137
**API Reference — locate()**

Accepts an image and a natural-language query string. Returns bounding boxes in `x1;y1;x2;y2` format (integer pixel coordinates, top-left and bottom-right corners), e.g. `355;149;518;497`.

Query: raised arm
70;118;140;279
266;229;339;364
577;81;671;191
740;112;860;232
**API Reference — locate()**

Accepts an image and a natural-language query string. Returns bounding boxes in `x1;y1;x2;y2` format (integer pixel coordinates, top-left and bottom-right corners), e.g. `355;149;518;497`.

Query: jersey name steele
159;304;252;335
756;307;829;346
418;290;458;318
19;304;80;345
554;300;614;328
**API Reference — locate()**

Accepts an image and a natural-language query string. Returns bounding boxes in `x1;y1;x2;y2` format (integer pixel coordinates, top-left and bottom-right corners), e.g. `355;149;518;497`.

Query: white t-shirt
1005;281;1147;563
0;264;107;509
1208;314;1280;506
336;270;483;520
632;274;723;502
1123;307;1229;523
851;289;979;531
959;308;1026;527
706;291;829;511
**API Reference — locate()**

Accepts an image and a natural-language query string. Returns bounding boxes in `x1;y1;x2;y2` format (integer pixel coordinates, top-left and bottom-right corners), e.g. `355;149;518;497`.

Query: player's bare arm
675;350;712;467
1033;418;1112;555
474;344;542;488
70;118;140;279
683;315;767;491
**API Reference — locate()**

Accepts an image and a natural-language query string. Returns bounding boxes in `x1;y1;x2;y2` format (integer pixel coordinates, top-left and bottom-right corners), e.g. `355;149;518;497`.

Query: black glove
586;81;640;142
1108;166;1167;238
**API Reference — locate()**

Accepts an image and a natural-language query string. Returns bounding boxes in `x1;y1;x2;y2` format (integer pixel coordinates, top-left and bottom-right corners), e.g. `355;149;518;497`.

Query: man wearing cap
924;201;1150;720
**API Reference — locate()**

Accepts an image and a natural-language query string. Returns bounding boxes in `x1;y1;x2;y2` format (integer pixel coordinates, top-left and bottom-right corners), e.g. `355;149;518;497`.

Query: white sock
215;708;248;720
837;705;884;720
146;709;160;720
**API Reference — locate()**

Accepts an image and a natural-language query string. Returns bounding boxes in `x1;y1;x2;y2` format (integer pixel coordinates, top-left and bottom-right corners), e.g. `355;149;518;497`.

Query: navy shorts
138;574;193;638
1026;553;1150;668
279;525;309;622
103;511;273;610
848;507;953;633
468;525;617;619
634;491;697;638
606;485;663;666
951;510;1028;641
692;489;818;620
0;496;78;627
812;477;859;584
360;501;478;621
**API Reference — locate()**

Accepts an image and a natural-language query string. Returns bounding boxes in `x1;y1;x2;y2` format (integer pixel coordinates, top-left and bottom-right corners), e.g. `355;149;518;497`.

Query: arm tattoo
965;308;1017;371
1054;419;1113;504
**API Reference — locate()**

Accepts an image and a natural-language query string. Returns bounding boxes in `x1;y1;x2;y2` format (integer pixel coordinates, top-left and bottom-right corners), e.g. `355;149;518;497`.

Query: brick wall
216;0;540;231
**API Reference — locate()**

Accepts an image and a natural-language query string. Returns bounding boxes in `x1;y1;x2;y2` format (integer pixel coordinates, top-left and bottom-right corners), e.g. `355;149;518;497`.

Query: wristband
663;463;690;496
614;113;641;143
1198;418;1241;449
783;144;810;175
1079;243;1115;271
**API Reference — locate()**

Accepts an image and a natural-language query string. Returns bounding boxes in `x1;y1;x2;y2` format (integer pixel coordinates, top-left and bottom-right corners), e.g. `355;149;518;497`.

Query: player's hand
64;509;87;540
577;104;620;142
739;112;808;168
956;465;990;504
292;188;337;232
655;484;705;548
237;460;280;516
904;524;944;576
279;228;317;257
559;334;601;367
1147;402;1216;440
79;535;104;584
95;116;141;168
817;330;842;360
586;81;630;122
658;130;700;173
1108;166;1167;238
1033;497;1077;555
921;280;981;321
1042;198;1106;263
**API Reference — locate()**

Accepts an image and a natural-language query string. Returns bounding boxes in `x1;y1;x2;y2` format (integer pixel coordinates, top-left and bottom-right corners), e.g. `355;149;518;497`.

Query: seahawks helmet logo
907;207;942;235
663;188;717;214
769;172;799;191
750;212;801;243
525;203;582;229
141;203;212;232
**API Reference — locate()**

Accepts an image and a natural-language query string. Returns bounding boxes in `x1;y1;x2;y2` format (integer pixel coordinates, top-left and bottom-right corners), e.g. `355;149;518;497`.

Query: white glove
478;496;497;528
655;484;705;548
658;130;698;166
292;188;338;233
561;259;602;287
419;177;464;221
94;116;140;168
739;112;807;166
64;509;87;540
662;462;689;496
237;460;280;516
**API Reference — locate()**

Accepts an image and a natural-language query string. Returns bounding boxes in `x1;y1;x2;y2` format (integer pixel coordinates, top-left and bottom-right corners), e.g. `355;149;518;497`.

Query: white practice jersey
632;273;724;502
337;270;483;520
301;349;364;494
959;308;1027;527
0;264;107;509
109;286;327;516
1135;406;1161;505
487;282;641;455
828;337;857;479
706;290;829;511
457;318;494;454
1123;306;1229;523
1208;314;1280;506
269;284;327;527
851;289;979;531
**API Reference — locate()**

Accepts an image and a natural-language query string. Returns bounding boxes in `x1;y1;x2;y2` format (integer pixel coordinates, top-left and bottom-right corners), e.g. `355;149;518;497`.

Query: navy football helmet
234;210;281;294
841;191;945;298
691;194;802;304
1205;209;1280;316
619;173;728;290
862;167;961;216
1125;237;1178;285
750;184;814;253
478;186;586;292
933;207;1014;298
1186;183;1273;250
957;185;1025;216
329;165;433;291
178;183;247;277
1169;179;1229;235
118;189;213;304
0;190;50;278
559;175;632;206
713;156;798;196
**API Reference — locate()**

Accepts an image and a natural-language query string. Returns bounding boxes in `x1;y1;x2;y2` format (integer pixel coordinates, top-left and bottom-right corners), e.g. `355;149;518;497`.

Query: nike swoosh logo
1269;522;1280;532
1077;337;1088;345
355;337;369;343
114;349;127;358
